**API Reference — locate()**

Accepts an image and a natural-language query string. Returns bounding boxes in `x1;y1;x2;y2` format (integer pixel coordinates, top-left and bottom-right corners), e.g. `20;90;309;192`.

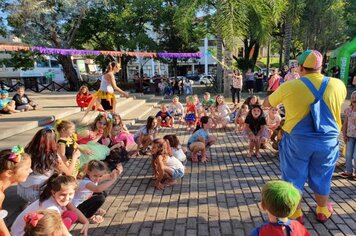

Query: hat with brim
297;50;323;69
0;90;9;95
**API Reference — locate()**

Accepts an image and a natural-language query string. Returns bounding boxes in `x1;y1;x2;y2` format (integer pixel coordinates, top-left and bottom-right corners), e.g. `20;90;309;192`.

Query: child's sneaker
316;202;333;223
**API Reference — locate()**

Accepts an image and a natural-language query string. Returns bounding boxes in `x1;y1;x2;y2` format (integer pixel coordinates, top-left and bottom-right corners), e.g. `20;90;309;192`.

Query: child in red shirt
250;181;310;236
76;86;93;110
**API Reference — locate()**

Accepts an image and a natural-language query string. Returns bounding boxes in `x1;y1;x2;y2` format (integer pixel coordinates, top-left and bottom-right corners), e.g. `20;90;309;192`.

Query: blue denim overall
279;76;339;195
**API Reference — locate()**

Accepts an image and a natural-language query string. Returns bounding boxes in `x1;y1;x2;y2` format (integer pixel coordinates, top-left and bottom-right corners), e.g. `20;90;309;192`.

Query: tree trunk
173;58;178;78
279;23;284;69
223;45;233;97
284;18;292;67
58;55;79;91
251;43;260;69
216;32;223;93
120;56;129;83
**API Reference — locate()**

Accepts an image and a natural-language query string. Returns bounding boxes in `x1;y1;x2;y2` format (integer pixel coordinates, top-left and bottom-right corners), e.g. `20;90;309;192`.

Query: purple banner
157;52;202;58
31;47;101;56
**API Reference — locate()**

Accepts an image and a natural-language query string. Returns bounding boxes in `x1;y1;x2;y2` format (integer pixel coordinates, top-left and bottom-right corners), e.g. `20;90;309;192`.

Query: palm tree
175;0;287;94
283;0;305;66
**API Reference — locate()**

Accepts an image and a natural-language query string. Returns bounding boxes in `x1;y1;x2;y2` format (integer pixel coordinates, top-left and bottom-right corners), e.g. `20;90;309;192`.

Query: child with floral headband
0;146;32;236
24;209;70;236
250;180;310;236
77;113;113;166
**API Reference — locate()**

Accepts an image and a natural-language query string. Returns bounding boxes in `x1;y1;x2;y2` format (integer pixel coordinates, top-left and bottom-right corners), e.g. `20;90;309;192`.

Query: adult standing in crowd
267;69;281;95
263;50;346;224
284;66;300;82
280;65;289;79
254;69;264;92
230;70;243;105
245;68;255;95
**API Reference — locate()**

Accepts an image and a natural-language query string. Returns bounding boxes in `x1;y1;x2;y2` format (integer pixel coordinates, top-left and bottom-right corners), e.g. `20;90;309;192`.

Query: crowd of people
0;49;353;236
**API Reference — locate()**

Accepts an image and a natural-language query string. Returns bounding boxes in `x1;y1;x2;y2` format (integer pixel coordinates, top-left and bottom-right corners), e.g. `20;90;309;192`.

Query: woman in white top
231;69;243;104
86;62;129;114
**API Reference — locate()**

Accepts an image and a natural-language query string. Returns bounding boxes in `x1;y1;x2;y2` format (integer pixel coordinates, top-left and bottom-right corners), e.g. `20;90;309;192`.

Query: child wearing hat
250;180;310;236
0;90;19;114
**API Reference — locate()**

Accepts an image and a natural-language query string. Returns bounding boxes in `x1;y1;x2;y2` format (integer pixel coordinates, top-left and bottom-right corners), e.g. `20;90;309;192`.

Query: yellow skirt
95;91;115;105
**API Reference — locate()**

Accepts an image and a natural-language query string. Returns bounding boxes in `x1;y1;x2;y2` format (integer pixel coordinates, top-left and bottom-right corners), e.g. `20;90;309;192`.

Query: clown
263;50;346;223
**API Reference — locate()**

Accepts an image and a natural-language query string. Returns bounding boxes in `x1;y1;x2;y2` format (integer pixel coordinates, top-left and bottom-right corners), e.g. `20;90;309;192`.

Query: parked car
199;75;215;84
185;73;200;81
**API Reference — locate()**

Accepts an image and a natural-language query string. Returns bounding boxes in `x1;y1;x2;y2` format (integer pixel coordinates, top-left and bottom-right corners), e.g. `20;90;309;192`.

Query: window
36;60;49;68
50;60;60;68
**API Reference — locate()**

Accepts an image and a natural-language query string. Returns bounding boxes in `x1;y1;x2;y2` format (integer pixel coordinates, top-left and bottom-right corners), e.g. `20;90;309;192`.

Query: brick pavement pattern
69;110;356;236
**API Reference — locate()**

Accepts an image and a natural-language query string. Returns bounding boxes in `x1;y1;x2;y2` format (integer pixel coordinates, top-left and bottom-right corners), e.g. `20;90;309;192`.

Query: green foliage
294;0;348;53
345;0;356;38
0;50;44;71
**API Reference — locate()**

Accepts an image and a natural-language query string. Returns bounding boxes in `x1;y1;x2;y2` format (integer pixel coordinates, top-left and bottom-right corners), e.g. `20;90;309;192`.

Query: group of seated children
0;110;143;235
0;87;37;114
156;92;232;131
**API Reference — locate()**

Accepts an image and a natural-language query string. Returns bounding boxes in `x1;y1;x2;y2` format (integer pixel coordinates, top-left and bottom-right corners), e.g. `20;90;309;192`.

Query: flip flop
89;215;104;224
95;208;107;216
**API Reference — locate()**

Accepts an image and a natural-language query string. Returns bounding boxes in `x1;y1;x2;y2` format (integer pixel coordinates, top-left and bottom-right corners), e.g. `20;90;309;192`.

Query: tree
345;0;356;38
73;0;160;82
152;1;203;79
0;0;6;36
295;0;348;54
283;0;305;66
4;0;103;90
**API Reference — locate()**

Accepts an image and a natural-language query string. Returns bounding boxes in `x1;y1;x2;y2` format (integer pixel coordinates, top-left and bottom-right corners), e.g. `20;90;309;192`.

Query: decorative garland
0;44;202;58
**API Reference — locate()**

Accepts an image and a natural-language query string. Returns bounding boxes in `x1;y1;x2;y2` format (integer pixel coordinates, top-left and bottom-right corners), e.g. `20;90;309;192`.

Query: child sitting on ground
134;116;158;155
76;85;94;111
0;146;32;235
193;94;202;119
0;90;19;114
24;209;71;236
212;95;231;129
244;105;269;158
55;120;83;177
250;180;310;236
168;96;184;122
11;173;88;236
235;104;249;132
270;119;285;151
12;86;38;111
184;95;198;131
244;95;260;109
201;92;215;116
155;104;174;128
73;160;123;224
163;134;187;164
266;107;282;137
187;116;217;163
152;138;185;190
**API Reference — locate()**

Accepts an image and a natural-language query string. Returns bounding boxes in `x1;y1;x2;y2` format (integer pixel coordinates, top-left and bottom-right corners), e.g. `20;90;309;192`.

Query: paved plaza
1;91;356;236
